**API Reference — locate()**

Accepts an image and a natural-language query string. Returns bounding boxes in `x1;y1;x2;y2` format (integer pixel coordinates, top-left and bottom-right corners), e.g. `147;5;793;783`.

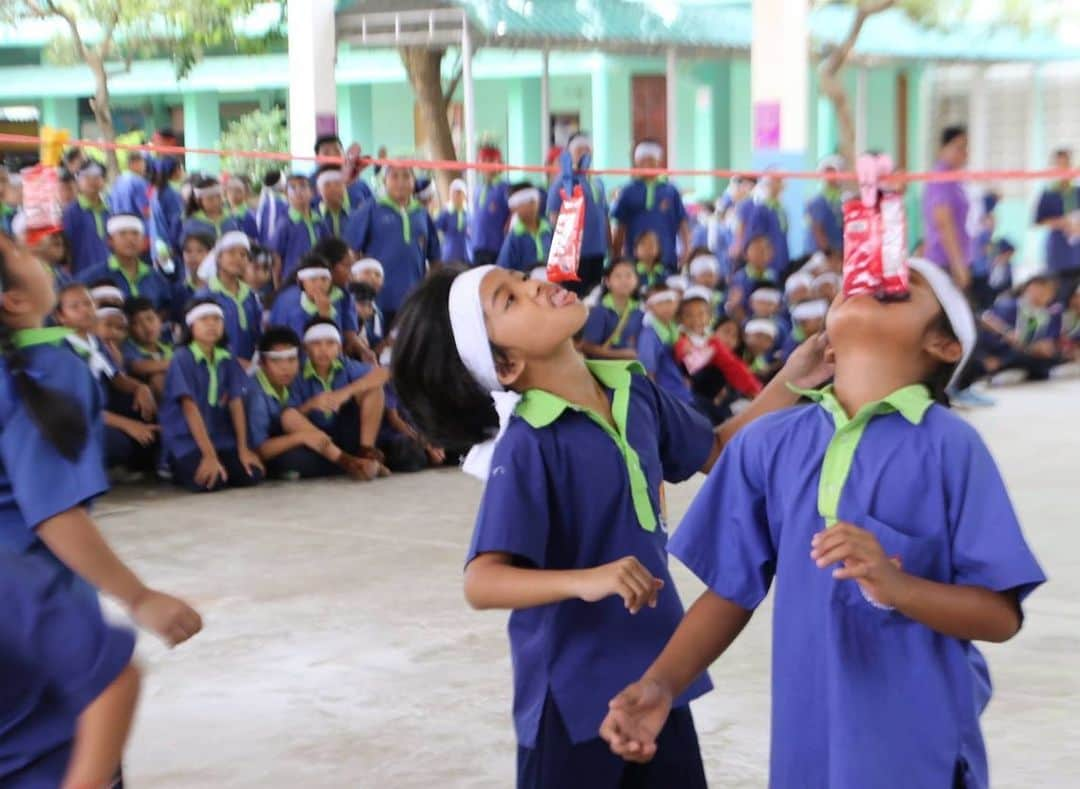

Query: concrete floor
99;380;1080;788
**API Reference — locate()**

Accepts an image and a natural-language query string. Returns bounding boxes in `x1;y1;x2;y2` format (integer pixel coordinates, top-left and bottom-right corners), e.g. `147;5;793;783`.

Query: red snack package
20;164;63;246
842;197;882;297
878;192;909;299
546;185;585;283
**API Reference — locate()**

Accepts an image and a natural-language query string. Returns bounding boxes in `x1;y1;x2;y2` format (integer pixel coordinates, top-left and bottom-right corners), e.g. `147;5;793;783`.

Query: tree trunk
86;51;119;178
399;46;462;201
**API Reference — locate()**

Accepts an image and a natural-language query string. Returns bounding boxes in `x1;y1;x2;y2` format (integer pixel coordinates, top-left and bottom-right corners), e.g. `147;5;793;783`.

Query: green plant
219;107;289;183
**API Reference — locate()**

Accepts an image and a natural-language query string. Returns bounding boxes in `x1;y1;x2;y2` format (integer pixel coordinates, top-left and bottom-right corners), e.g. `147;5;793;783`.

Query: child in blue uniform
389;265;829;789
344;162;441;326
315;165;352;239
777;298;828;361
62;161;111;274
611;141;689;272
743;317;781;383
436;178;471;263
256;170;288;248
470;146;511;267
747;174;790;277
311;133;374;209
122;296;173;398
181;177;243;247
803;155;845;255
150;157;185;258
269;254;363;358
78;214;172;312
637;287;693;405
580;259;643;361
496;183;553;273
244;326;380;480
601;258;1045;789
194;231;262;368
109;151;151;234
547;134;611;296
728;210;779;323
351;257;386;351
272;174;329;284
633;231;667;297
160;299;265;492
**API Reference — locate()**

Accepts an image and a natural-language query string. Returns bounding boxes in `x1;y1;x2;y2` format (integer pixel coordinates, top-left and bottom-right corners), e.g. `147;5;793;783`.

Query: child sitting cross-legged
121;296;173;399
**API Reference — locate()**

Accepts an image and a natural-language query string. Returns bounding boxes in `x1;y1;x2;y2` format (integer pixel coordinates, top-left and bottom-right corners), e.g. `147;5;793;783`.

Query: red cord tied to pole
842;153;909;300
546;185;585;283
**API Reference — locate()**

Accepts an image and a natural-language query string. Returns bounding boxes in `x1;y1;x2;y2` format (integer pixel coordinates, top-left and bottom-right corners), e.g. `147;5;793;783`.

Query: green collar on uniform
790;383;933;527
641;175;668;211
189;342;232;406
77;194;107;238
601;293;640;347
12;326;72;349
288;207;318;245
209;275;253;331
320;198;349;236
133;339;173;360
512;216;552;260
192;210;225;235
377;196;423;243
303;357;344;395
516;360;657;532
107;255;151;296
256;368;290;405
648;317;680;347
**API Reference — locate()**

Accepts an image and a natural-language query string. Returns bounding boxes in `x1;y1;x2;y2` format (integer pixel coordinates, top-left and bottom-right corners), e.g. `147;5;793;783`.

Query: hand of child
576;557;664;614
122;418;159;447
599;677;673;764
782;331;835;390
194;453;227;489
133;384;157;420
1028;339;1057;359
369;365;392;387
425;444;446;465
238;448;265;478
130;588;203;646
306;391;344;413
810;522;905;608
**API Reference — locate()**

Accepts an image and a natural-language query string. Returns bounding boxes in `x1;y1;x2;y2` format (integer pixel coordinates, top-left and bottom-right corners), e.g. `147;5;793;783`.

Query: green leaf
219;106;289;184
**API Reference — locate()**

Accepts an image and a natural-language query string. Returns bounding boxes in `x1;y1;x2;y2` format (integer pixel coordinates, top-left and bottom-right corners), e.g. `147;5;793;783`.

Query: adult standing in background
922;126;972;291
803;155;845;256
469;144;510;267
610;140;689;273
1034;148;1080;300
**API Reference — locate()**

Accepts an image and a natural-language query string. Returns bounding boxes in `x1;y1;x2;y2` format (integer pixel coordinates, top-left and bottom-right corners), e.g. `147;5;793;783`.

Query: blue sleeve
637;328;662;375
990;300;1017;326
345;359;372;382
581;306;609;344
1034;190;1060;223
647;376;714;481
348;180;372;207
339;295;359;333
672;188;688;225
494;233;515;269
425;214;441;262
466;425;551;568
546;185;563;217
245;389;270;449
941;418;1045;602
62;204;78;242
806;196;829;226
434;211;448;235
610;184;632;223
286;384;305;409
344;203;372;253
224;359;246;401
271;221;289;259
667;424;775;610
76;264;105;285
134;180;150;219
595;177;608;212
164;353;196;404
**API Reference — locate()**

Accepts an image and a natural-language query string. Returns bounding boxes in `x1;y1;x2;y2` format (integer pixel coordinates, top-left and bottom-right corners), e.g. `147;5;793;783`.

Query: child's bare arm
579;341;639;361
61;663;141;789
128;358;170;379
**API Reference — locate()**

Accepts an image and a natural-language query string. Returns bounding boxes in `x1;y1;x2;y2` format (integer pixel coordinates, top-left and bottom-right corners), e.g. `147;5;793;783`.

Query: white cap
784;272;813;296
450;178;468;195
351;257;384;278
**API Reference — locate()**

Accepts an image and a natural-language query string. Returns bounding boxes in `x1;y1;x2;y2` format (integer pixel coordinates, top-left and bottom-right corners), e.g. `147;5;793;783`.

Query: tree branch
40;0;89;60
821;0;895;76
443;63;463;106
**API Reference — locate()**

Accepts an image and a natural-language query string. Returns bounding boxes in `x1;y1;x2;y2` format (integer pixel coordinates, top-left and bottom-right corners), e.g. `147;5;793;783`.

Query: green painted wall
40;96;78;133
507;77;541;182
370;82;414;155
182;92;221;172
729;59;752;171
865;66;898;155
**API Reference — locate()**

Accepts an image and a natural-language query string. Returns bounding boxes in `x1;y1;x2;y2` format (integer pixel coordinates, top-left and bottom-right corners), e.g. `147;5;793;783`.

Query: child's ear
923;331;963;366
495;352;526;390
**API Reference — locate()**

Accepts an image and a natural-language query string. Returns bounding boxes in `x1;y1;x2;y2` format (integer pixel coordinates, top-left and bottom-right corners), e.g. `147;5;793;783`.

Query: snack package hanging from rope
546;185;585;283
842;153;909;300
20;164;63;246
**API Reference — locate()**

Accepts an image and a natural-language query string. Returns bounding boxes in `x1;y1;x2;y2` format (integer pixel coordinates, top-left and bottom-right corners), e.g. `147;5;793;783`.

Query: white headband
507;188;541;210
185;303;225;326
646;290;679;307
784;273;813;295
744;318;779;338
450;178;468;195
568;135;591;158
790;299;829;322
297;267;332;281
316;169;345;190
106;215;144;236
78;163;104;180
262;348;299;360
750;288;782;304
90;285;125;304
351;258;384;278
682;285;714;304
907;257;976;389
417;182;436;201
665;275;689;291
813;272;842;290
819;154;845;172
95;306;125;320
633;142;663;163
303;323;342;344
689;254;720;278
217;230;250;252
194;185;223;199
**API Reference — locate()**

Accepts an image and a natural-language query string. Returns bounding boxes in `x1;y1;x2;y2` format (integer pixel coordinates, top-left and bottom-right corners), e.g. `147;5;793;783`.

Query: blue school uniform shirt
151;184;184;256
983;298;1061;354
272;209;329;282
495;216;553;272
611;178;688;270
319;202;350;240
1033;183;1080;275
109;171;151;227
256;195;288;248
181;211;243;246
362;303;386;349
78;256;172;312
160;344;247;460
803;188;844;254
245;369;292;450
636;320;692;404
288;357;372;431
730;265;777;311
470;178;511;254
670;386;1044;789
268;285;359;342
0;552;135;788
547;172;609;260
344;197;441;315
582;296;644;351
62;195;111;274
468;360;714;747
194;278;264;362
747;200;790;275
435;208;470;263
230;207;259;241
121;337;173;373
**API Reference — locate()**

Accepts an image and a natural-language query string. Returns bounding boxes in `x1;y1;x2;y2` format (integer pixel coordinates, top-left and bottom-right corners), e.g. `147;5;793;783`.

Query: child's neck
391;194;410;209
218;269;240;291
204;207;222;219
314;360;333;378
831;353;925;418
114;255;139;275
292;205;311;218
517;342;610;415
193;339;216;356
325;197;344;212
519;215;540;233
608;293;630;309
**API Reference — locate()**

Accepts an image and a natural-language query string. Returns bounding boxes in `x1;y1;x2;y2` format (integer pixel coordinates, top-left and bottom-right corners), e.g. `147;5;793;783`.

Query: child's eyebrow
491;283;508;310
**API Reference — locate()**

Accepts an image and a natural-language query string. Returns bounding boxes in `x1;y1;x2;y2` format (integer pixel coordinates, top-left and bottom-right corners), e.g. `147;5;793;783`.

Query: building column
540;49;551;164
508;77;541;181
968;66;990;172
1027;64;1045;172
40;97;79;136
182;92;221;173
854;66;868;156
287;0;337;162
590;56;631;171
666;48;679;172
337;83;373;150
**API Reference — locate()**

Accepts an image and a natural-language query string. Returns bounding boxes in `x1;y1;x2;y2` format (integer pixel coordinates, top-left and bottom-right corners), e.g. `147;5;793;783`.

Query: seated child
580;259;644;361
271;173;329;284
496;183;553;273
637;286;693;404
269;254;363;357
747;285;789;341
159;299;265;492
686;251;726;317
122;297;173;399
78;214;172;312
778;298;828;361
743;318;781;382
289;318;390;473
811;271;841;304
195;231;263;368
727;212;778;323
351;282;384;358
602;258;1045;789
1059;282;1080;362
634;231;667;297
244;326;381;480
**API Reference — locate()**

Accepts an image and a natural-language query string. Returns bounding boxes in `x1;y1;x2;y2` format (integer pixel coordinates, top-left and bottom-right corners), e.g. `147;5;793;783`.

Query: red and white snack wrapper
842;198;882;297
20;165;63;245
879;192;909;299
546;185;584;283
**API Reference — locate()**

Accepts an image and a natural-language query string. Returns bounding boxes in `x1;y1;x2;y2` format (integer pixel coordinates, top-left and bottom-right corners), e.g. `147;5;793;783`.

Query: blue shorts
516;694;706;789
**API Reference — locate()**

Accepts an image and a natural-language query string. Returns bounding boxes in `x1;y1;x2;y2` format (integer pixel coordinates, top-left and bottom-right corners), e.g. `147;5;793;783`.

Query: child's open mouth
548;287;579;308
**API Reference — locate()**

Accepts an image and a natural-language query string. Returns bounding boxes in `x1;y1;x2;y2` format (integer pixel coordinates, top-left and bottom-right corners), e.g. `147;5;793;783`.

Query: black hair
59;169;76;185
57;280;91;303
262;170;283;189
923;310;961;406
314;134;343;155
941;125;967;148
185;176;221;217
266;253;331;309
250;244;271;267
182;232;215;253
350;281;376;304
508;181;535;196
258;325;300;354
151;156;180;190
312;237;351;268
123;296;155;320
392;266;500;450
1052;147;1071;160
0;242;89;460
179;296;230;348
286;173;310;187
63;148;83;165
604;257;636;275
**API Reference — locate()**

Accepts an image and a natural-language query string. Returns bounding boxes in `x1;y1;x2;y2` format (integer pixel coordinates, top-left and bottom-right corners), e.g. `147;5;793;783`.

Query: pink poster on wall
754;101;781;150
316;113;338;136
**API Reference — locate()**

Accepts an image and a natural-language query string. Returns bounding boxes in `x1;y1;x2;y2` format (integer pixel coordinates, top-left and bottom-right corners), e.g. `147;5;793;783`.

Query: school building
0;0;1077;257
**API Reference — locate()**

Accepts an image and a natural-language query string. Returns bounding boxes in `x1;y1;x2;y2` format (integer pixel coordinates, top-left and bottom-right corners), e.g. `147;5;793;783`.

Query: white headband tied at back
634;142;663;163
316;169;345;190
507;188;540;211
448;265;522;480
106;215;144;236
185;303;225;327
304;323;342;344
194;185;223;199
352;258;384;278
90;285;125;304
